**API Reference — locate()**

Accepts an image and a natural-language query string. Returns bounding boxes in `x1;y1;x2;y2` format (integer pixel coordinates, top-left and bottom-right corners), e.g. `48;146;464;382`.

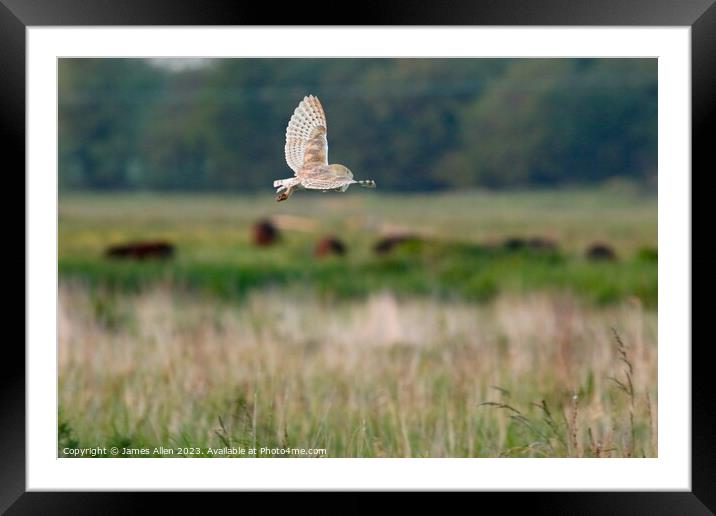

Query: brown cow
252;219;280;247
105;241;175;261
315;236;347;258
503;236;559;252
586;242;618;262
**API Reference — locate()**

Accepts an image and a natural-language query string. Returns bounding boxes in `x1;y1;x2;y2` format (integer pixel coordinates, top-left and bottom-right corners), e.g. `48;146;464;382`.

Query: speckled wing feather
300;165;353;190
284;95;328;174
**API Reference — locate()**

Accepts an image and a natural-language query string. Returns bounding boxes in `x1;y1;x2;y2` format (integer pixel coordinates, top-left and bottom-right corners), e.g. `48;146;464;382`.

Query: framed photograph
7;0;712;510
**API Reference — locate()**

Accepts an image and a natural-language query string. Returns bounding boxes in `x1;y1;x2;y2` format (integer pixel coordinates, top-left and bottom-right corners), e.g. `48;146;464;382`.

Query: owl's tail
357;179;376;188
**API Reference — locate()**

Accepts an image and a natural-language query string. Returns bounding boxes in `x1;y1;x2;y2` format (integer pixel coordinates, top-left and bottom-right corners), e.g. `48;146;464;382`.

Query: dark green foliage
59;58;656;192
442;59;657;189
59;59;165;190
637;247;658;262
58;416;80;453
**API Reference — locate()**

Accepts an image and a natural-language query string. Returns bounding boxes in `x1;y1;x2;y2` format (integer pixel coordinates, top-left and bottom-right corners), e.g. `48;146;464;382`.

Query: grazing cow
252;219;280;247
105;241;175;260
314;236;347;258
503;236;558;252
373;235;420;255
586;242;617;261
502;237;527;251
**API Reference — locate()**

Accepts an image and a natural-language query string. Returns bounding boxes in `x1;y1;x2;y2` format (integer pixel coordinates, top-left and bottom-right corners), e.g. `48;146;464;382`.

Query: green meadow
59;188;657;306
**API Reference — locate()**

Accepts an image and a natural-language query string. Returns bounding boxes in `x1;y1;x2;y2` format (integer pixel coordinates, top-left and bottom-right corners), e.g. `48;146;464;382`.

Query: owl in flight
273;95;376;202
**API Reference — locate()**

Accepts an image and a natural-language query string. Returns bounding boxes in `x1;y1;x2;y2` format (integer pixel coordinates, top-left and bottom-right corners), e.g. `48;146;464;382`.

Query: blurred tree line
58;58;656;192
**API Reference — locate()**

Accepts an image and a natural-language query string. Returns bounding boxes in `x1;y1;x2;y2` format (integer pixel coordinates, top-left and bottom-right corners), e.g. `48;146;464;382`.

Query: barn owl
273;95;376;202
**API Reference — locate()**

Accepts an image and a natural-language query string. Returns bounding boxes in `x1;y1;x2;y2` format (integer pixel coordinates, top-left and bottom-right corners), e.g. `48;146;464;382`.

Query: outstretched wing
284;95;328;174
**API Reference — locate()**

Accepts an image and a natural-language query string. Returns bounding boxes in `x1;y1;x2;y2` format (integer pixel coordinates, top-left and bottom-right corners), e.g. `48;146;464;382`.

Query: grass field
58;188;657;457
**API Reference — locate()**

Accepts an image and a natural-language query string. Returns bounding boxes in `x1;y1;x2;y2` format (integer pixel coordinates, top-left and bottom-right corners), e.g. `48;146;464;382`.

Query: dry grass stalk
59;284;657;457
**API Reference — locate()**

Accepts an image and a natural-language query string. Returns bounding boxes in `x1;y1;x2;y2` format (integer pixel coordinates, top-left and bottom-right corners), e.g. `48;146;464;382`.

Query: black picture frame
5;0;713;512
